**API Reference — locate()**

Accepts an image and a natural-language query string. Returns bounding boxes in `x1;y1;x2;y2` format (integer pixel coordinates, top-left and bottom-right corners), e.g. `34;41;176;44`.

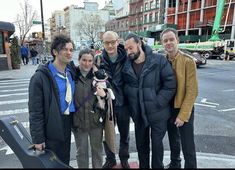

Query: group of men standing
28;28;198;169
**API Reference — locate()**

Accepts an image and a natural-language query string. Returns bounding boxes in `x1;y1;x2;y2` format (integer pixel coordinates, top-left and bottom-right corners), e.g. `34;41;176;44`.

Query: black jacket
122;45;176;127
28;63;69;144
96;44;127;108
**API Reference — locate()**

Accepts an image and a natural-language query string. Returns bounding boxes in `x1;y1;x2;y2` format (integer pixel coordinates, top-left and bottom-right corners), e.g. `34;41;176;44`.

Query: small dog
92;69;115;123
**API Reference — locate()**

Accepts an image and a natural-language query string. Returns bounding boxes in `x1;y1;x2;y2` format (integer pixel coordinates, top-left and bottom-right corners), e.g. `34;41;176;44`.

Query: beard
128;49;140;61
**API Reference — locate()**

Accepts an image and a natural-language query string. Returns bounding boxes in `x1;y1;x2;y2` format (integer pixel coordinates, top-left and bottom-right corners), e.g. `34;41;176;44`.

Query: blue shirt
48;62;75;114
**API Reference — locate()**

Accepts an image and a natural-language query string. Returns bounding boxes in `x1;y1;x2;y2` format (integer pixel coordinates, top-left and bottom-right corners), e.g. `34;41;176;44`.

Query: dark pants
135;119;168;169
104;106;130;162
45;115;72;165
167;107;197;168
21;55;28;65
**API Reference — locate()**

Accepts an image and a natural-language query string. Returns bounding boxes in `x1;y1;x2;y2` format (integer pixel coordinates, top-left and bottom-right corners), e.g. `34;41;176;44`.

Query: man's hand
96;86;106;98
34;142;45;151
174;117;184;127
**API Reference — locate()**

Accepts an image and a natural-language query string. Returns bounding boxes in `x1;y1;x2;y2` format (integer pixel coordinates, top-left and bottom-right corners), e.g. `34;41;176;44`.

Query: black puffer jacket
96;44;127;108
28;63;68;144
122;45;176;127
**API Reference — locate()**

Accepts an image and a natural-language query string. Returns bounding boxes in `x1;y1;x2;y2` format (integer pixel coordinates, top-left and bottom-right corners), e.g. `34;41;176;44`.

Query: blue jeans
31;57;37;65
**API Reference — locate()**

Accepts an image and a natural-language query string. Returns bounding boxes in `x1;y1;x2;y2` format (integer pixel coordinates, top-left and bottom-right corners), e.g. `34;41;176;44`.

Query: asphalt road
0;58;235;168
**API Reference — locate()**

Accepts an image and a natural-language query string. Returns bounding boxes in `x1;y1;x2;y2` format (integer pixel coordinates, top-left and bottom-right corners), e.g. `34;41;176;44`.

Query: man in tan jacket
160;28;198;168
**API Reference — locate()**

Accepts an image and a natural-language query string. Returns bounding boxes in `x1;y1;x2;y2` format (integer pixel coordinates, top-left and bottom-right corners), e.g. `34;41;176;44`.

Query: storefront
0;21;15;71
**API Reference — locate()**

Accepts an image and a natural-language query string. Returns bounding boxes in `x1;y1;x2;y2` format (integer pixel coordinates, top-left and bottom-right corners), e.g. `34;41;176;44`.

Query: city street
0;58;235;168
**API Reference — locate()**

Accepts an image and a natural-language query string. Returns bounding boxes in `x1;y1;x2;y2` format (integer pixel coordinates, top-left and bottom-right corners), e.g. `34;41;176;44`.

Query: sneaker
121;160;130;169
102;160;117;169
164;162;181;169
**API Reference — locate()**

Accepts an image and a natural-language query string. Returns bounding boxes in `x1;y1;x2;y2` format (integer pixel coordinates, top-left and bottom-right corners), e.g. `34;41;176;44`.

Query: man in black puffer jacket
28;35;75;165
95;31;130;169
122;33;176;169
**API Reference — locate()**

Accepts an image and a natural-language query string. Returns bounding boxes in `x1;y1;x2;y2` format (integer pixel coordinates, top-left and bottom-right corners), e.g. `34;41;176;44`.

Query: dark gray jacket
28;63;70;144
95;44;127;109
122;45;176;127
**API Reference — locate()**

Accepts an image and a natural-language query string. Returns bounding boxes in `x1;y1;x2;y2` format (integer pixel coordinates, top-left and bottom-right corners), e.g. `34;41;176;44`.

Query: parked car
192;52;207;67
155;49;207;68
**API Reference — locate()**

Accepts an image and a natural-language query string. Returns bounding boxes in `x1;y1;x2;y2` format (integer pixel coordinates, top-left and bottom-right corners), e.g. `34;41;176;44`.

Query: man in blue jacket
122;33;176;168
28;35;75;165
20;44;29;65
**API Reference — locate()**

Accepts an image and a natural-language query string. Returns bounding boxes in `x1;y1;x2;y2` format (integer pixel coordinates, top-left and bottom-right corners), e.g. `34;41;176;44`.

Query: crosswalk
0;78;135;156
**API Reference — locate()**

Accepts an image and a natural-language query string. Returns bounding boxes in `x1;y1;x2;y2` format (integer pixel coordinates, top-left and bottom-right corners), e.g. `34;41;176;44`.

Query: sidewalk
0;64;37;79
70;151;235;168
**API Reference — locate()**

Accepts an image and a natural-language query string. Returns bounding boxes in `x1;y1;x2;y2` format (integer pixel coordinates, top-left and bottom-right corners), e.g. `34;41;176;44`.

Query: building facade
49;1;114;49
105;0;235;43
49;10;65;42
0;21;15;70
165;0;235;42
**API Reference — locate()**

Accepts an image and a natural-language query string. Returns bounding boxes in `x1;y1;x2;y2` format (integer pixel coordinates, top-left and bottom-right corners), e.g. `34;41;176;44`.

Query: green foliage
10;37;21;65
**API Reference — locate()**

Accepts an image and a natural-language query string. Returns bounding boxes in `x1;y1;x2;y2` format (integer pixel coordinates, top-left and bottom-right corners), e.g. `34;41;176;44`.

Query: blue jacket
20;46;29;56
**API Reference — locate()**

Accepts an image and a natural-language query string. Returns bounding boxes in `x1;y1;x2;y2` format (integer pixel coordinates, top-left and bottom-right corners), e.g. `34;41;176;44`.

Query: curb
70;151;235;168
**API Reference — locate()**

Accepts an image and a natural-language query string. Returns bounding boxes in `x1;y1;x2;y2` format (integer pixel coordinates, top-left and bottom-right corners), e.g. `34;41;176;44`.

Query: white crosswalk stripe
0;92;28;98
0;84;28;89
0;108;28;116
0;88;28;93
0;99;28;105
0;81;29;85
0;78;30;83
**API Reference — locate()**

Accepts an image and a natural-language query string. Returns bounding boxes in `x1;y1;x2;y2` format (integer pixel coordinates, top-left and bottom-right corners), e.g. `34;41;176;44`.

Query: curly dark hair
50;35;75;59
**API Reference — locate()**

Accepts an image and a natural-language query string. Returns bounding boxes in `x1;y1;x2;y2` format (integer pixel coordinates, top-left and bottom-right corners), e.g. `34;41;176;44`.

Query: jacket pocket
90;110;104;128
72;111;83;129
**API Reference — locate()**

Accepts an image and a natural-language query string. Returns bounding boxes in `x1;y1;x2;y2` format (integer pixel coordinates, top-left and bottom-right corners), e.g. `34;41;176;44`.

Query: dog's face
92;80;107;89
94;69;107;80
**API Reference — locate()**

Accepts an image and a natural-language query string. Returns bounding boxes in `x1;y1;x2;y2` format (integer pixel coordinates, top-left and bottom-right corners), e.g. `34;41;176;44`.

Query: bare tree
77;14;104;44
14;0;38;44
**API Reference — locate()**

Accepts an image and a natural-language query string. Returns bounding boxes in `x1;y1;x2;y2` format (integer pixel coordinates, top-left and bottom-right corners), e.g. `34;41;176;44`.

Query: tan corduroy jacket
167;50;198;122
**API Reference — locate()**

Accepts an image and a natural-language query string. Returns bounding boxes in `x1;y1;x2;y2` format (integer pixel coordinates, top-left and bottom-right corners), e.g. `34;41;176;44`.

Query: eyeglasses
103;40;117;46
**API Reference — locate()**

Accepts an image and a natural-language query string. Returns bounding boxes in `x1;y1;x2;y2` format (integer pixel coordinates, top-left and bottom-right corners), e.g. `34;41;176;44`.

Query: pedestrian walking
69;48;115;168
95;31;131;169
160;27;199;169
122;33;176;168
28;35;75;165
20;44;29;65
30;47;38;65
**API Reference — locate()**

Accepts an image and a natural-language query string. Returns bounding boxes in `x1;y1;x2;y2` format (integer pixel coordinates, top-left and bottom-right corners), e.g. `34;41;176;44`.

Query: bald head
102;31;119;57
102;31;119;40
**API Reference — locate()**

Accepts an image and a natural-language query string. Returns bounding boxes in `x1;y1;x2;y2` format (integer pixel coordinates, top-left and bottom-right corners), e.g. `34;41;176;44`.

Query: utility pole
40;0;45;40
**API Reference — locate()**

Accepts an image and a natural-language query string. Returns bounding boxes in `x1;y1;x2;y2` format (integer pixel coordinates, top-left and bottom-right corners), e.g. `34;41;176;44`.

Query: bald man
95;31;130;169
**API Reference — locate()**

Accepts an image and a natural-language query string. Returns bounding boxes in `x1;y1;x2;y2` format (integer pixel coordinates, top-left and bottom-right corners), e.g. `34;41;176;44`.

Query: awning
0;21;15;36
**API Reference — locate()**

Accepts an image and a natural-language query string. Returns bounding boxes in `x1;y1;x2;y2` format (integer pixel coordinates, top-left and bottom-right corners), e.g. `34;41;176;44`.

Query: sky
0;0;106;35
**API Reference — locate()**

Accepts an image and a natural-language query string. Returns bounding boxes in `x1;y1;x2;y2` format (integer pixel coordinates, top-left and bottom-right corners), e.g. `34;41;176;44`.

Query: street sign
32;20;42;24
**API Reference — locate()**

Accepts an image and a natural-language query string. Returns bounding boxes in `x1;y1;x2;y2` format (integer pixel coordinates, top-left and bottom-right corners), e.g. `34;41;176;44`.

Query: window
149;14;153;23
145;3;149;11
150;1;155;9
0;32;4;54
144;15;148;23
155;0;160;8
